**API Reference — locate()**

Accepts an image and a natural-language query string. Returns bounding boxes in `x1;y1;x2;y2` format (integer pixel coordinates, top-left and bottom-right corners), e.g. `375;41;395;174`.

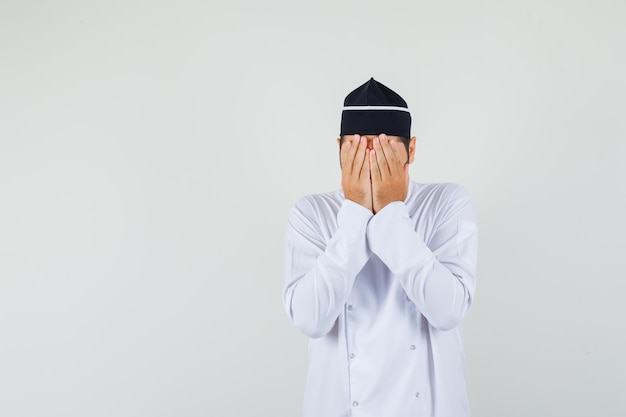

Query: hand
370;134;409;214
340;134;373;212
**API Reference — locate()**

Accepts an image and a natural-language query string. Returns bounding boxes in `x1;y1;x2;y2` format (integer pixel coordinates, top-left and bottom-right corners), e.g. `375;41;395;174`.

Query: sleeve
283;198;373;338
366;185;478;331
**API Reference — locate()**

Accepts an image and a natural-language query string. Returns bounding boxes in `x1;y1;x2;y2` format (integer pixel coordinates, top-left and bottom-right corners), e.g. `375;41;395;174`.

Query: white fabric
342;105;410;112
283;181;478;417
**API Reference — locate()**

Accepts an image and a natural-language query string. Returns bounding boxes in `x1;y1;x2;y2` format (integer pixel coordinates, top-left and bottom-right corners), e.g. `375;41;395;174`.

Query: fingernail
380;134;386;140
374;138;379;145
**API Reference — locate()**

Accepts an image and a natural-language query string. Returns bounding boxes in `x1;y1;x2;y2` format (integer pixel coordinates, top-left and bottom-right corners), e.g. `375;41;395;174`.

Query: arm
283;198;372;338
283;134;374;338
367;185;478;331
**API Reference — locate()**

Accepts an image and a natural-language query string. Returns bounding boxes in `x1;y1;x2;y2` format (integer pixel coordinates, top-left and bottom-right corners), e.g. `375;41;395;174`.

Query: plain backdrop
1;1;625;416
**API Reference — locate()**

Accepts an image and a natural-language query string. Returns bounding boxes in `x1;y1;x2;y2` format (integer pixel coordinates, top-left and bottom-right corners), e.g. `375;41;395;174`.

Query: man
283;78;478;417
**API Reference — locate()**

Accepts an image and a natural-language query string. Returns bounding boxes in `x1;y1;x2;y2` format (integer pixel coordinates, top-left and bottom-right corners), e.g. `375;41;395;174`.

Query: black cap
340;78;411;138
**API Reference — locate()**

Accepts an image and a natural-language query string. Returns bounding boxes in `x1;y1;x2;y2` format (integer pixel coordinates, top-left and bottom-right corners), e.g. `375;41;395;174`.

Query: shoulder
289;189;343;220
412;181;472;203
408;182;475;222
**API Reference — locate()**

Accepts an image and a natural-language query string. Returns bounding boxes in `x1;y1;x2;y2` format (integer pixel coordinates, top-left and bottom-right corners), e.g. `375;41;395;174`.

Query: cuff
367;202;433;274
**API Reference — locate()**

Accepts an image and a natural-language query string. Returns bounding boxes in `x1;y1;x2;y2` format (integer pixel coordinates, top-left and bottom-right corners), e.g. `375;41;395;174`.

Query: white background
1;1;625;416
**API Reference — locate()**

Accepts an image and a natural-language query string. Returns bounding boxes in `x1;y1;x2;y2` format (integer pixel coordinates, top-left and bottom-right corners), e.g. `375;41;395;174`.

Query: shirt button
405;295;411;301
347;304;354;311
352;401;359;407
410;344;416;350
349;353;356;359
415;392;420;398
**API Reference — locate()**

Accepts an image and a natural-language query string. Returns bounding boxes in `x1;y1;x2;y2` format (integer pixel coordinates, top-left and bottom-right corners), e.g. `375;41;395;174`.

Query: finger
373;137;390;178
340;134;359;171
380;134;400;170
360;148;370;180
340;139;351;169
370;148;382;183
353;137;367;178
347;134;361;172
390;141;409;174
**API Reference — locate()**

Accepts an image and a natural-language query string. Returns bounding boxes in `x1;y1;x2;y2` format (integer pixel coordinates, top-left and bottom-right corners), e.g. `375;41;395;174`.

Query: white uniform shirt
283;181;478;417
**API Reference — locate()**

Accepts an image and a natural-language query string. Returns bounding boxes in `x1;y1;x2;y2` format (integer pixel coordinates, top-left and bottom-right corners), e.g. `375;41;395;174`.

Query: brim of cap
340;110;411;138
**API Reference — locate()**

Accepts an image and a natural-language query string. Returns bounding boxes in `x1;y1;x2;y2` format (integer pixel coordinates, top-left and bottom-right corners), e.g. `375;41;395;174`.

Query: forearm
367;200;478;331
393;251;473;331
283;199;372;338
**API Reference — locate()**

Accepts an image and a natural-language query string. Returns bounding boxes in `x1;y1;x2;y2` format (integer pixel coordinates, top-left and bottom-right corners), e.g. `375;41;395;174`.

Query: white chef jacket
283;181;478;417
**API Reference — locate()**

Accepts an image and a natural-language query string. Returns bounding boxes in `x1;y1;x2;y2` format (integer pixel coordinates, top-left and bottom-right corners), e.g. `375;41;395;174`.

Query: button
405;295;411;301
352;401;359;407
347;304;354;311
415;392;420;398
349;353;356;359
410;344;416;350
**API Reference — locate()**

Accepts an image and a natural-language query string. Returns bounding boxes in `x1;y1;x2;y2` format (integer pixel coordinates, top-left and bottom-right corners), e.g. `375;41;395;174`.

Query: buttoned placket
345;302;359;411
406;292;422;403
409;340;419;402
